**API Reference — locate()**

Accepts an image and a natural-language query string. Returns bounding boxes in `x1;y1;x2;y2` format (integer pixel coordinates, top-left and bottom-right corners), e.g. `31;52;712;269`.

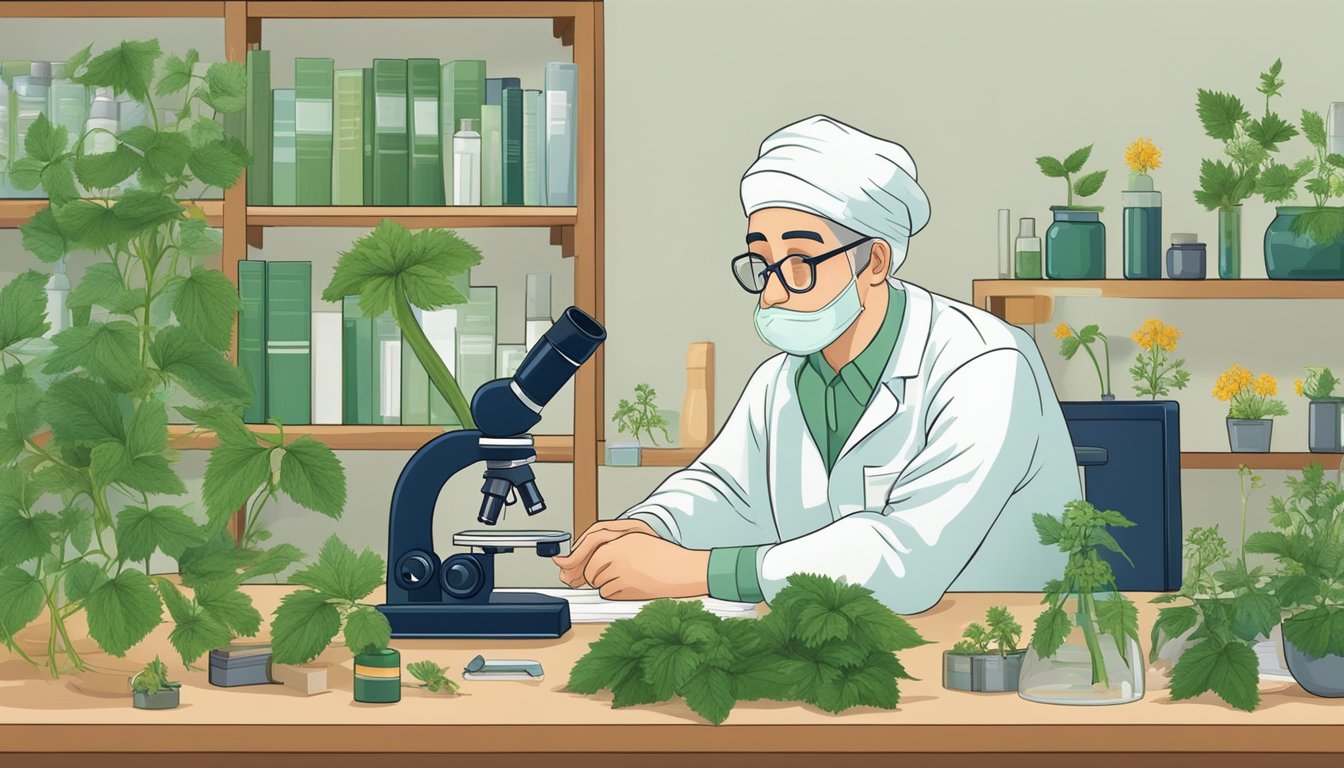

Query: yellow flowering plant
1055;322;1112;398
1294;366;1340;401
1125;137;1163;178
1214;365;1289;419
1129;319;1190;399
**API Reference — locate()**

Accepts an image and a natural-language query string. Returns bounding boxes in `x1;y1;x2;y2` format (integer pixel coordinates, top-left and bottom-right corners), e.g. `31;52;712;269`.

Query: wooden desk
1;586;1341;767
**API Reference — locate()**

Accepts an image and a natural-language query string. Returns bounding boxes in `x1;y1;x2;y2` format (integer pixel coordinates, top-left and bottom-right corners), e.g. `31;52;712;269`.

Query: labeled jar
1166;233;1206;280
354;647;401;703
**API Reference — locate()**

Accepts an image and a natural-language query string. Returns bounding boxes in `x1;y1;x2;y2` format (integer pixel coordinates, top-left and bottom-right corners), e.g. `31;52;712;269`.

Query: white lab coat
618;278;1079;614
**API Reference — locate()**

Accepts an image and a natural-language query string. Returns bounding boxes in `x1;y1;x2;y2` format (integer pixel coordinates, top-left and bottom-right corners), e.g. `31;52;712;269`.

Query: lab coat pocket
862;466;901;511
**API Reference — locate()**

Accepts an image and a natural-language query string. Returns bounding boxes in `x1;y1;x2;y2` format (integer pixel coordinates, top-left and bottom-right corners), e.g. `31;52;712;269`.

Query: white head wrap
740;115;931;275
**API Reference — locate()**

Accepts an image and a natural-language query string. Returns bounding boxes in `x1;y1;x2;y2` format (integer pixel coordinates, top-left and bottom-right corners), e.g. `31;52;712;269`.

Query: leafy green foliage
1169;636;1261;711
565;573;926;725
130;655;178;694
0;271;51;354
1036;144;1106;209
613;383;672;446
948;605;1022;656
407;660;461;694
269;536;390;665
1055;323;1112;398
84;569;163;657
1300;367;1340;401
1194;61;1293;211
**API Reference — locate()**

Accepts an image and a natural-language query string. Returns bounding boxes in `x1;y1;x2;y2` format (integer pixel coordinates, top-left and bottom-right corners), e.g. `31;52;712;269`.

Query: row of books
247;52;578;207
238;260;545;426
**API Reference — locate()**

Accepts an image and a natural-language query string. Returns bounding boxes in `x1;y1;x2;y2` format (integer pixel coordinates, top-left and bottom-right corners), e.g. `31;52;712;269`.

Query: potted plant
1246;463;1344;698
1036;144;1108;279
1017;500;1144;705
1129;318;1190;400
1149;467;1277;711
943;605;1027;693
1256;106;1344;279
1122;137;1164;279
607;383;672;466
130;656;181;710
1295;367;1343;452
1214;365;1287;452
1054;323;1114;400
1193;58;1295;278
0;39;347;678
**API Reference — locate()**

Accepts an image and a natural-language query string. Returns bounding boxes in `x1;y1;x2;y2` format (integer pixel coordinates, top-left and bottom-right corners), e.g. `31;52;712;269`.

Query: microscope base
377;593;572;638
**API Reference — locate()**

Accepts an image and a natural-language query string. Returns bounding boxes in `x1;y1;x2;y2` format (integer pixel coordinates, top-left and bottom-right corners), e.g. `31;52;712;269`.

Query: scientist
553;115;1079;614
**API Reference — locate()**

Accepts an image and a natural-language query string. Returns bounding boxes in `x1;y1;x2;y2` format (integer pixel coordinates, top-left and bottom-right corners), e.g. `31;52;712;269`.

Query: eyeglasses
731;237;873;295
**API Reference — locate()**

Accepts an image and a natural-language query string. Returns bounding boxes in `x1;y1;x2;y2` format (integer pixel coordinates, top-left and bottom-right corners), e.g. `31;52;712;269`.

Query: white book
543;62;577;206
423;307;459;424
311;312;343;425
379;339;402;423
494;588;760;623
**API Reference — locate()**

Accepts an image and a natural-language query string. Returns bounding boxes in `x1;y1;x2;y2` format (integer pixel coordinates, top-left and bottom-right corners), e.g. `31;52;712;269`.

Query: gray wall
6;2;1344;587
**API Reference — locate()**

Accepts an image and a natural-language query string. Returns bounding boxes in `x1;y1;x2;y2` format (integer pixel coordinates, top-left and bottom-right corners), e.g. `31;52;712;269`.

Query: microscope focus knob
394;550;439;591
441;555;485;599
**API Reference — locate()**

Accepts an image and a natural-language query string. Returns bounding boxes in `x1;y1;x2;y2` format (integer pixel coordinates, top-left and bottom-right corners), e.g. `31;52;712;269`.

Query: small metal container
354;648;401;703
1166;233;1207;279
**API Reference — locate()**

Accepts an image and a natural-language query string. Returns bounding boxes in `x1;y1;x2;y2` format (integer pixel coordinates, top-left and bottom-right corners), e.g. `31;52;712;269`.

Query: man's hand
576;533;710;600
553;519;657;588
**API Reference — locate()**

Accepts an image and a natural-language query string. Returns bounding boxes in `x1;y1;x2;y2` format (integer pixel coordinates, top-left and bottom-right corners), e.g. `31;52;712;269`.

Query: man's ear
864;240;891;285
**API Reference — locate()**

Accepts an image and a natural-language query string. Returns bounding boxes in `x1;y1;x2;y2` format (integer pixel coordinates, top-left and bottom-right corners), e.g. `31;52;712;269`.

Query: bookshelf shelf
1180;452;1344;470
167;424;576;459
245;1;589;21
0;2;225;18
245;206;578;229
0;199;224;229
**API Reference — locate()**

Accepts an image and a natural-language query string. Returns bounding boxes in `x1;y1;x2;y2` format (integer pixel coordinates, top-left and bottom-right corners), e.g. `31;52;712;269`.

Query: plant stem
391;295;475;429
1077;592;1111;689
1080;341;1106;398
1098;334;1113;395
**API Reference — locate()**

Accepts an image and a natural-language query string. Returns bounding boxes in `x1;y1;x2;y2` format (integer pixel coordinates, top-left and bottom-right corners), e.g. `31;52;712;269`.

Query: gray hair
825;219;878;275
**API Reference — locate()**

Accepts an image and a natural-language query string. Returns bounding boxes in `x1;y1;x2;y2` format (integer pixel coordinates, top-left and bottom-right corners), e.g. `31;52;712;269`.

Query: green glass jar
1045;209;1106;279
1218;206;1242;279
1264;206;1344;279
1122;174;1162;280
354;648;401;703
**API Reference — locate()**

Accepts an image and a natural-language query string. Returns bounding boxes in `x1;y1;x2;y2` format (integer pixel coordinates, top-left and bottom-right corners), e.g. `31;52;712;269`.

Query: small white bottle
453;118;481;205
44;258;71;338
84;87;119;155
525;273;552;352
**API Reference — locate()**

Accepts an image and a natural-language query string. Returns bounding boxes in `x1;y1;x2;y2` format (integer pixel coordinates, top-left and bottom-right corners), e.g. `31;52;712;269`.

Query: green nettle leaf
118;127;192;183
201;441;270;523
1035;155;1068;178
1301;109;1327;150
245;543;304;580
75;144;142;190
114;187;188;230
0;567;46;642
1169;637;1260;712
176;535;255;587
291;535;385;603
320;220;482;315
54;201;132;251
40;159;80;206
176;219;223;260
7;157;45;191
1282;606;1344;659
1246;113;1298;151
677;664;736;725
1295;208;1344;244
1230;591;1280;643
92;441;187;496
1197;89;1249;141
84;568;163;657
192;580;262;637
115;505;207;561
186;117;226;148
1094;595;1140;652
23;113;69;164
1061;145;1092;174
63;559;107;603
158;580;230;666
1195;159;1241;211
62;44;93;79
151;325;250;404
269;589;342;665
188;138;248;189
60;505;94;554
1148;605;1199;663
1031;606;1072;659
75;39;162;102
0;270;51;352
42;376;127;445
203;62;248;113
278;436;347;519
1255;162;1300;203
343;604;392;654
177;405;255;448
44;321;147;391
68;262;144;315
172;267;240;351
1073;170;1107;199
156;49;200;97
19;207;69;263
565;620;650;695
0;511;58;568
1032;512;1065;546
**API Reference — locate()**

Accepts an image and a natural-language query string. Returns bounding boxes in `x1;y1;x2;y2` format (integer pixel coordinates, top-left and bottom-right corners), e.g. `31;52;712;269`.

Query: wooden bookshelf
1180;452;1344;470
0;199;224;228
0;1;225;18
166;425;575;459
245;206;578;228
245;1;589;20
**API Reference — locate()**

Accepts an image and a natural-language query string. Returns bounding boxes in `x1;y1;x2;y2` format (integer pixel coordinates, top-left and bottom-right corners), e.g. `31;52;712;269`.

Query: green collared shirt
706;284;906;603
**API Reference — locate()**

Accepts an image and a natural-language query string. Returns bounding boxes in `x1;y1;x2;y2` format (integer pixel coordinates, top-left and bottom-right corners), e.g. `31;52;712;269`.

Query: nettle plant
0;39;346;676
1194;58;1296;214
949;605;1023;657
613;383;671;446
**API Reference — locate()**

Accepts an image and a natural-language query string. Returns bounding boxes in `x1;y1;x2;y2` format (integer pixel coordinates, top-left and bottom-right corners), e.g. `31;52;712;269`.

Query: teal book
272;89;296;205
440;60;485;205
544;62;578;206
501;87;523;206
295;58;333;205
371;59;408;206
265;262;312;426
332;68;363;205
456;285;497;409
342;296;374;425
400;307;430;425
407;58;443;206
361;68;373;205
522;89;546;206
372;312;401;424
238;260;267;424
246;50;272;205
484;77;519;106
480;104;502;206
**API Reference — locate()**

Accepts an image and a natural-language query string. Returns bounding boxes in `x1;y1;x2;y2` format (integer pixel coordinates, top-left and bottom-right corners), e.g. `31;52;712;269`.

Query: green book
246;50;272;205
501;87;524;206
272;88;296;205
332;68;363;205
373;312;401;424
342;296;374;425
457;285;497;407
480;104;502;206
361;68;373;205
440;60;485;205
522;89;546;206
265;262;312;426
372;59;408;206
238;260;267;424
400;307;431;424
407;58;443;206
295;58;333;205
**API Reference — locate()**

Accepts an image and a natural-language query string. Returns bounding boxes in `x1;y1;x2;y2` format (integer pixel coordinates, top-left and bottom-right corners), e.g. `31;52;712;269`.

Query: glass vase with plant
1194;58;1297;278
1018;500;1144;705
1245;463;1344;697
1054;323;1113;400
1122;137;1164;279
1255;105;1344;279
607;382;671;466
1036;145;1108;279
1129;318;1189;399
1149;466;1277;711
1215;365;1287;452
1296;367;1343;453
0;39;347;679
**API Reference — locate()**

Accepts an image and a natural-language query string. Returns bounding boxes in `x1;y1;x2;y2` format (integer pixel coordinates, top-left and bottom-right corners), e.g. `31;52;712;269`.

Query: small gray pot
605;441;642;467
1227;418;1272;453
1284;636;1344;698
1308;400;1343;453
132;686;180;710
943;650;1025;693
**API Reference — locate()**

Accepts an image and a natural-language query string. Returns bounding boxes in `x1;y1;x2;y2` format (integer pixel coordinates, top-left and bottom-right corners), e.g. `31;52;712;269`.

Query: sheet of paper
494;588;760;622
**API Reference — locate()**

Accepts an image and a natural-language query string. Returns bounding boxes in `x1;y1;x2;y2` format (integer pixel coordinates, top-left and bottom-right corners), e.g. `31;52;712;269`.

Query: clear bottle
1014;218;1043;279
525;273;553;352
47;75;88;153
452;118;481;205
44;257;71;338
12;63;52;198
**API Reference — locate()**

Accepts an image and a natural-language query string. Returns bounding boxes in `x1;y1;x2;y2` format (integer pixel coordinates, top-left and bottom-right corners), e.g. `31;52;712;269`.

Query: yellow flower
1131;318;1180;352
1125;137;1163;174
1054;323;1071;340
1254;374;1277;397
1213;364;1254;402
1295;379;1305;397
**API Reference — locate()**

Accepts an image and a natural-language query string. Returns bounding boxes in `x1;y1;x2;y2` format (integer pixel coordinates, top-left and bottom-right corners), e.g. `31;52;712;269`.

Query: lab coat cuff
707;546;765;604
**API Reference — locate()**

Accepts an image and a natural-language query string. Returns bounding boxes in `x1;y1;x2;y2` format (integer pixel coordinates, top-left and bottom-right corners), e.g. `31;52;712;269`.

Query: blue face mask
753;275;863;356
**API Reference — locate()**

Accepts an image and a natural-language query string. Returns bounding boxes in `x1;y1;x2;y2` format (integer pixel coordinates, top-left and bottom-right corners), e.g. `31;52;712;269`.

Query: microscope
377;306;606;638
